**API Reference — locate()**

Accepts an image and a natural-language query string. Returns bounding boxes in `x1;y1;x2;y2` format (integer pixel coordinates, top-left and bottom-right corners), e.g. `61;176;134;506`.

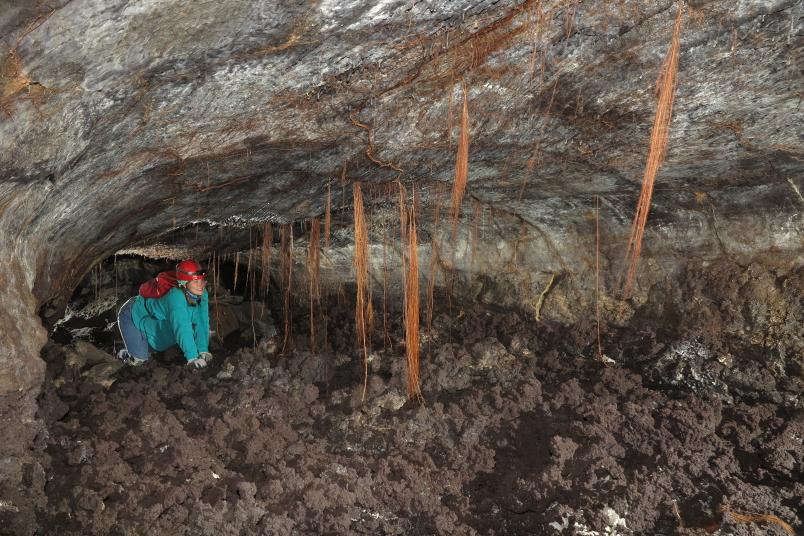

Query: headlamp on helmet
176;259;207;282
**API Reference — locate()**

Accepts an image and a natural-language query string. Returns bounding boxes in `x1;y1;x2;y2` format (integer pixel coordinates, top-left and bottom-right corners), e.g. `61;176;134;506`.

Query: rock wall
0;196;48;534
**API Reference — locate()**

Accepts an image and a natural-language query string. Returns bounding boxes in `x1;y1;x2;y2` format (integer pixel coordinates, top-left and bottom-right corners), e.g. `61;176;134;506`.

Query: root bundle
404;190;422;401
353;183;371;399
623;4;683;297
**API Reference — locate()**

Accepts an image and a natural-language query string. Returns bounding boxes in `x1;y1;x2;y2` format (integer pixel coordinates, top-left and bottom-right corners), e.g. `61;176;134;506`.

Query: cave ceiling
0;0;802;299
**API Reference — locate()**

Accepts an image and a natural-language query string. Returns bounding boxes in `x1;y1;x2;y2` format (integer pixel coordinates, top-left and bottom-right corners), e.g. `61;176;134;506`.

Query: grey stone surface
1;0;801;302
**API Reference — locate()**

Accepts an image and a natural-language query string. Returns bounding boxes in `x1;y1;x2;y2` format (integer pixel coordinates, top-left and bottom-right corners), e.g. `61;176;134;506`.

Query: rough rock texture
0;0;802;532
35;298;803;535
2;0;801;300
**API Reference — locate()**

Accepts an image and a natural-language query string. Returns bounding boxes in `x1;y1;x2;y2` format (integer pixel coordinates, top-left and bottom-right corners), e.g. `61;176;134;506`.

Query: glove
198;351;213;362
188;356;207;369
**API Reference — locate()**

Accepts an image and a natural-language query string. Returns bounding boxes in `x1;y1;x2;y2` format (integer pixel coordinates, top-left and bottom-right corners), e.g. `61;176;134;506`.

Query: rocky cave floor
32;262;802;535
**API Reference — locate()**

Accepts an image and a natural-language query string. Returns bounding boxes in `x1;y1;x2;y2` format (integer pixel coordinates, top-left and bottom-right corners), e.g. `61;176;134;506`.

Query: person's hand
198;351;213;362
188;356;207;369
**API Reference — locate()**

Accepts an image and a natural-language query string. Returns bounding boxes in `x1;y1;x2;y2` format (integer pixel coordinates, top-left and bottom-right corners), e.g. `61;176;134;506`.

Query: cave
1;0;802;534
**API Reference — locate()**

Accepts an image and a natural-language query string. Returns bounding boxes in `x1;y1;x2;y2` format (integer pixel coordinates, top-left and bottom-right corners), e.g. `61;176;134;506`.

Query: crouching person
117;260;212;368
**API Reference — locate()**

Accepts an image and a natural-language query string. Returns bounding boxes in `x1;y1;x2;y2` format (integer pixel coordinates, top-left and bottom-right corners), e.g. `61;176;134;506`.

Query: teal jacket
130;287;210;361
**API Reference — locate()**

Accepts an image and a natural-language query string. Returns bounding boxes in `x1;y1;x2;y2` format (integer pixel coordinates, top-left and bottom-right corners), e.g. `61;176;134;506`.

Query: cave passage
0;0;801;534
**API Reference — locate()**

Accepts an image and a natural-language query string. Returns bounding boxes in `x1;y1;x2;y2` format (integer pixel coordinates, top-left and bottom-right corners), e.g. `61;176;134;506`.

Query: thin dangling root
353;184;371;400
405;188;423;402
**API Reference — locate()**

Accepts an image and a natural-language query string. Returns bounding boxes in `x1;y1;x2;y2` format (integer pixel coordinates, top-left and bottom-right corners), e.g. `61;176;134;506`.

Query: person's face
187;278;206;296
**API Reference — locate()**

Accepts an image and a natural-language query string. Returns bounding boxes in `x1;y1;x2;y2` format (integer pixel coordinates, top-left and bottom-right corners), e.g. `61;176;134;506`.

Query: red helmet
176;259;206;281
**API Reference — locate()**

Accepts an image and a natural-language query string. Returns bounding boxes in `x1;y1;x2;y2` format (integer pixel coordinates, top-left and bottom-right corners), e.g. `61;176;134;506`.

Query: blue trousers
117;297;152;359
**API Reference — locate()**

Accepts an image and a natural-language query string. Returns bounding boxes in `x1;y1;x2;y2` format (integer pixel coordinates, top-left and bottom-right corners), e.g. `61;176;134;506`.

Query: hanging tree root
353;183;371;400
349;111;403;173
622;3;684;298
405;189;423;402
